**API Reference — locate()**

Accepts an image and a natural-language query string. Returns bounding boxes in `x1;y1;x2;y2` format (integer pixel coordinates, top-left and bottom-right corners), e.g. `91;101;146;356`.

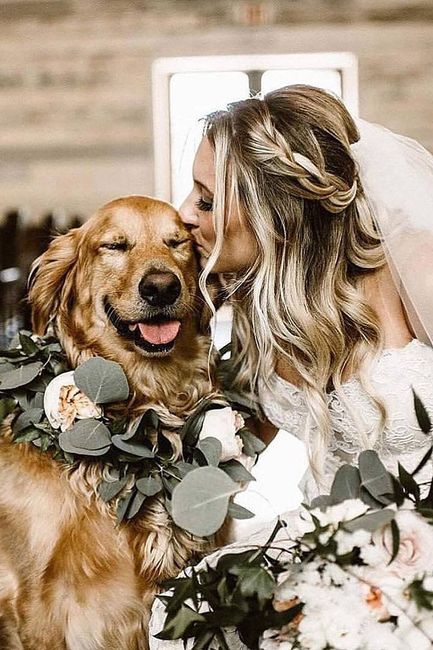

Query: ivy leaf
227;502;255;520
59;419;112;456
0;362;43;390
0;397;16;421
155;604;205;641
74;357;129;404
359;450;393;501
196;437;222;466
233;566;275;606
172;466;239;536
330;465;361;503
398;462;420;502
238;429;266;457
136;474;163;496
413;389;432;434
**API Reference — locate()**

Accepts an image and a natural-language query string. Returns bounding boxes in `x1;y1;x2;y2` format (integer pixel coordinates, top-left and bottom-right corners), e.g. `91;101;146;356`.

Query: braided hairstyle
201;85;385;481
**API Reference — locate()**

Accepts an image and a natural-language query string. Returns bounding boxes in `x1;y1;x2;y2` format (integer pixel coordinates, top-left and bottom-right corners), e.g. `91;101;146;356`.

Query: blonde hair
200;85;386;481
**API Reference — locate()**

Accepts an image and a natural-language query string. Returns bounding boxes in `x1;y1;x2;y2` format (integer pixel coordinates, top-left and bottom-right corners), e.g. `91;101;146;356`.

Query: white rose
44;371;103;431
199;406;244;462
371;510;433;579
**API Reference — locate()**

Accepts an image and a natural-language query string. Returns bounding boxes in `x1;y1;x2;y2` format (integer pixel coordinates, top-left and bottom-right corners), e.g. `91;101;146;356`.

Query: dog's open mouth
104;300;181;354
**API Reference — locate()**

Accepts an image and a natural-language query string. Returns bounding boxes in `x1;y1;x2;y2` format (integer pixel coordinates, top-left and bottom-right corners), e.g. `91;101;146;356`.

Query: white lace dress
149;339;433;649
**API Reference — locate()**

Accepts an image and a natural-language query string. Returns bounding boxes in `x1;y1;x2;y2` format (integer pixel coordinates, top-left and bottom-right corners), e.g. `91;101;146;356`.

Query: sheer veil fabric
353;119;433;346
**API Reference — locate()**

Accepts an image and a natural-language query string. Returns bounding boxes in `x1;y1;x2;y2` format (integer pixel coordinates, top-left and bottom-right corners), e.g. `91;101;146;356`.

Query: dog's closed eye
100;241;128;252
165;238;190;249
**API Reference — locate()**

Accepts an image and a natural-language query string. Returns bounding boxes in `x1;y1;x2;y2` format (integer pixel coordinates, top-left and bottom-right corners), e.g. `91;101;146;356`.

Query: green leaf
227;502;255;520
411;445;433;478
343;508;395;533
359;450;393;500
136;474;163;496
126;490;146;519
74;357;129;404
59;419;112;456
12;408;44;434
0;362;15;375
197;437;222;466
111;435;154;458
389;519;400;565
155;604;205;641
116;491;134;524
330;465;361;503
238;429;265;457
413;389;432;434
0;397;16;421
220;459;255;483
98;477;128;502
18;332;39;356
14;427;41;444
0;362;43;390
398;462;420;502
234;566;275;606
310;495;333;510
172;466;239;536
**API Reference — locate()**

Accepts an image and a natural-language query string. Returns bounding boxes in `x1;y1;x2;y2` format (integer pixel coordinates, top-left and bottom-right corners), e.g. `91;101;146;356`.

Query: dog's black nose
139;271;181;307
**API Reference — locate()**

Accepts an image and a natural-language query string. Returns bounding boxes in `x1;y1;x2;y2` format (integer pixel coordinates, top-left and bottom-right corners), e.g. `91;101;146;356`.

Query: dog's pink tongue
138;321;181;345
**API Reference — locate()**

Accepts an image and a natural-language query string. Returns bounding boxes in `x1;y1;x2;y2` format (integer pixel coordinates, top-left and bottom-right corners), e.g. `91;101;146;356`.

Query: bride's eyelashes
195;197;213;212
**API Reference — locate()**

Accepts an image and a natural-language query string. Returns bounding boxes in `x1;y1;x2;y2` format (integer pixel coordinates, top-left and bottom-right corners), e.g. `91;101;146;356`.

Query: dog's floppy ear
28;228;80;335
198;273;228;335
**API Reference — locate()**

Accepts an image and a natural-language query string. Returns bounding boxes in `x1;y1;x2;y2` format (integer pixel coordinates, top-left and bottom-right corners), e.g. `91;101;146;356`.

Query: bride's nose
179;193;199;229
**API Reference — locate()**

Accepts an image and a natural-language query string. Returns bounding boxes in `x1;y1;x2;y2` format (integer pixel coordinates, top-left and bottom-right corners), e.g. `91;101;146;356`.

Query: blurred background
1;0;433;345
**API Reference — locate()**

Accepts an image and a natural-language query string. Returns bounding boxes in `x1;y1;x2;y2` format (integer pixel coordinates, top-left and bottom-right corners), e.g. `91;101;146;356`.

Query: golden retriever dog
0;196;223;650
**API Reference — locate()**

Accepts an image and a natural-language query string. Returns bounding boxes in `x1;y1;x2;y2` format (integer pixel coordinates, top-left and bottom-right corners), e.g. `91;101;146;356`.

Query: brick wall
0;0;432;219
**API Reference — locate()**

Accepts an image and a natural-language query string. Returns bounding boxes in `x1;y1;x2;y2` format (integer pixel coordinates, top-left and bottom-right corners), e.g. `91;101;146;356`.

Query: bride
149;84;433;648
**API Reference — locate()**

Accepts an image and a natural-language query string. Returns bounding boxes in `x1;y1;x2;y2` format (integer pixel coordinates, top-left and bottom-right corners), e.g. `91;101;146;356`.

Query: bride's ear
198;273;228;335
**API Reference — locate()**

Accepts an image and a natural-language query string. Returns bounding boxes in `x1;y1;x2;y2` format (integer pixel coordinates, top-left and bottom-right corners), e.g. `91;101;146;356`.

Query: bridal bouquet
157;403;433;650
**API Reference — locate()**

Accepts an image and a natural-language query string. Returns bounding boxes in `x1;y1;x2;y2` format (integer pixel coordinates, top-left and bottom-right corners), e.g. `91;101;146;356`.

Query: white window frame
152;52;359;203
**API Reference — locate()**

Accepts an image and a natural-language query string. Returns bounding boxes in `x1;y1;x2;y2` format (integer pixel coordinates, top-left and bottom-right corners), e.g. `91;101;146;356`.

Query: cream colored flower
199;406;244;462
44;371;102;431
371;510;433;579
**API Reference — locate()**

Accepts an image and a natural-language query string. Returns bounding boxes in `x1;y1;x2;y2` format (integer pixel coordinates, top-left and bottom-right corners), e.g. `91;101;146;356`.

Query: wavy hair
200;85;386;481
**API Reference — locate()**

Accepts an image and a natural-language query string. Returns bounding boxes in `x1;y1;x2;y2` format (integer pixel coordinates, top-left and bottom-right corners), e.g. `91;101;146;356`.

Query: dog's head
29;197;221;394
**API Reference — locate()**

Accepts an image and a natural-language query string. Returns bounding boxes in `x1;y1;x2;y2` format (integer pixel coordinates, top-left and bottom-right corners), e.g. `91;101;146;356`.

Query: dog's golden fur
0;196;222;649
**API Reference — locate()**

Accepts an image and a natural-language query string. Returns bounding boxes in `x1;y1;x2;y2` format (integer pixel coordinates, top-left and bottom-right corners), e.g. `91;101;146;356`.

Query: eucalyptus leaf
343;508;395;533
116;491;134;524
0;362;14;375
12;408;44;434
19;332;39;356
359;450;393;500
126;490;146;519
14;427;41;444
196;437;222;467
221;459;255;483
98;477;128;502
172;466;239;536
59;419;112;456
310;495;333;510
227;502;255;520
330;465;361;504
136;474;163;496
74;357;129;404
0;362;43;390
111;435;154;458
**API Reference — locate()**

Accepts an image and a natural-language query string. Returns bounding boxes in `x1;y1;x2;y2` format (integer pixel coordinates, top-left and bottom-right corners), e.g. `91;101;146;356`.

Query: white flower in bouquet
334;528;372;556
396;609;433;650
199;406;244;462
44;371;102;431
310;499;369;529
365;510;433;579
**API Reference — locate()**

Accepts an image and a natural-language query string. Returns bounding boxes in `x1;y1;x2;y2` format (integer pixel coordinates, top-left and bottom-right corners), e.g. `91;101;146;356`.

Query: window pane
261;69;342;97
169;71;250;206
